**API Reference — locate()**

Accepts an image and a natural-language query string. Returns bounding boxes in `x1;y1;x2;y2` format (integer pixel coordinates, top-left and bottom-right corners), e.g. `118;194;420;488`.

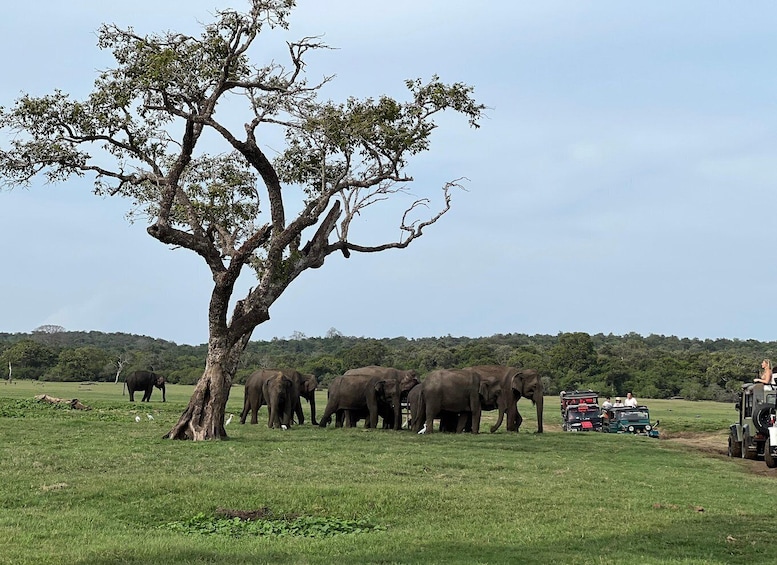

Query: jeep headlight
628;425;635;432
645;425;652;431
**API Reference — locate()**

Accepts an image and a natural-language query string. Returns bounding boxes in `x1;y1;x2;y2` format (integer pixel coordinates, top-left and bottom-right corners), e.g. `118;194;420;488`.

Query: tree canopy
0;1;484;439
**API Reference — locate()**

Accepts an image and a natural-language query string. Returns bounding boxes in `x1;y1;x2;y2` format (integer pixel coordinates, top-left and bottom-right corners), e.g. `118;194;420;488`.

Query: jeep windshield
616;410;649;421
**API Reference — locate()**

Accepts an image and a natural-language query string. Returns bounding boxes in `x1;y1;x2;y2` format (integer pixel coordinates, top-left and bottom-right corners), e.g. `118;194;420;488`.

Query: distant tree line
0;327;772;401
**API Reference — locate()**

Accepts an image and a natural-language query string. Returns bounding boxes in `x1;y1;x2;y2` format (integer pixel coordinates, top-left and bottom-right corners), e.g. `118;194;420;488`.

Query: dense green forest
0;327;774;401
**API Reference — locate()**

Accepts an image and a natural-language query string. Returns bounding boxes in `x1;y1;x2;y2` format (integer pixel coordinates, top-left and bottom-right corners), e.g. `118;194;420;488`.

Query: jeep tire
752;403;775;434
728;434;742;458
765;437;777;468
743;433;759;460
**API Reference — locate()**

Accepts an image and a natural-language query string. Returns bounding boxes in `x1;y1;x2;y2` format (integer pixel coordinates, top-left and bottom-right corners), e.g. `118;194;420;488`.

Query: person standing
754;359;775;385
624;392;638;407
601;396;613;410
613;397;624;407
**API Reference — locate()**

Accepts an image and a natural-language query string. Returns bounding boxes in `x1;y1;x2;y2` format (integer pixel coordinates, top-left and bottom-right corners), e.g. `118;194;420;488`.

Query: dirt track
663;431;777;476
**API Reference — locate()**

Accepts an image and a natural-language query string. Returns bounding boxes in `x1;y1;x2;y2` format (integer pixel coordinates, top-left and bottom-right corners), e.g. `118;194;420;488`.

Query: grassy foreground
0;381;771;565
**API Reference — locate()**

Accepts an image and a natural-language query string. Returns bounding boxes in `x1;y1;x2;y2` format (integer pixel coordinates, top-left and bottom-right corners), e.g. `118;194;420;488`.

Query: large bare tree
0;0;484;440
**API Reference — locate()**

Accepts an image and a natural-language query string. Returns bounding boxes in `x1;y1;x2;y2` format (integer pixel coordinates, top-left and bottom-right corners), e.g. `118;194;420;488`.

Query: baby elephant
124;370;166;402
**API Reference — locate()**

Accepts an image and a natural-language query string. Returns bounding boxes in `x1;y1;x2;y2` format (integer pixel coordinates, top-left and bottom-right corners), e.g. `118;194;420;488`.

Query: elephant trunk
160;383;166;403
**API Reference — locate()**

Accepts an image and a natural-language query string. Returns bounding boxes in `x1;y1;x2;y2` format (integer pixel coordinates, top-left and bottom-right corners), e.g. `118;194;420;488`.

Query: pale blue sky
2;1;777;345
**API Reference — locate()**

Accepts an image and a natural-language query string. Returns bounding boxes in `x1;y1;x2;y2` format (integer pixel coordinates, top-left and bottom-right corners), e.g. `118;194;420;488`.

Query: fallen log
34;394;91;411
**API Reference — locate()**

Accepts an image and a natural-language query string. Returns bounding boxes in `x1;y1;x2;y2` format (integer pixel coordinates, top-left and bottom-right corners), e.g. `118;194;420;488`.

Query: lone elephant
413;368;501;434
262;371;294;429
464;365;544;433
319;373;401;429
123;370;166;402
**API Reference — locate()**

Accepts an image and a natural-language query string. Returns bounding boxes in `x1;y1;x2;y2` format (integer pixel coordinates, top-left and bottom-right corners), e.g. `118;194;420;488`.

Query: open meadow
0;381;773;565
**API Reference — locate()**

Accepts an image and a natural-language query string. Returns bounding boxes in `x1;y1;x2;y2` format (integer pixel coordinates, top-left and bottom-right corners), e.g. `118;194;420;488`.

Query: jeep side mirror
735;404;741;411
655;420;660;427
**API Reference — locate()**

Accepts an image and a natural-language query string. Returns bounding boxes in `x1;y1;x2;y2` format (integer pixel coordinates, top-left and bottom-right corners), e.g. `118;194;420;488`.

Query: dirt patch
216;507;273;521
662;431;727;456
663;431;777;476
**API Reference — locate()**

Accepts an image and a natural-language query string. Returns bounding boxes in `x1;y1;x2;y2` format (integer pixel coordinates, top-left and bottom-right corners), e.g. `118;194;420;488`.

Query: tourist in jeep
754;358;775;385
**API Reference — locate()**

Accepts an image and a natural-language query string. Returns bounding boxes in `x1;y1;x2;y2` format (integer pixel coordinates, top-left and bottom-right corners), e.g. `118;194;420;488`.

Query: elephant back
344;366;419;394
244;369;277;390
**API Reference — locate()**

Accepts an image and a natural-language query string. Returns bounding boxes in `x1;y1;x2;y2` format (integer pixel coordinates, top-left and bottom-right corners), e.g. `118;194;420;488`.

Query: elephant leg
410;395;425;433
470;406;481;434
252;391;266;425
424;402;439;435
455;413;469;433
283;398;293;427
266;401;274;428
309;397;318;426
240;396;250;425
128;388;135;402
294;398;305;425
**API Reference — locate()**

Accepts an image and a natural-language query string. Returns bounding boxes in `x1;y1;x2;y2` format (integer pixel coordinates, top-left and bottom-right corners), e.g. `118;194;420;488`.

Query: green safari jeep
602;405;659;438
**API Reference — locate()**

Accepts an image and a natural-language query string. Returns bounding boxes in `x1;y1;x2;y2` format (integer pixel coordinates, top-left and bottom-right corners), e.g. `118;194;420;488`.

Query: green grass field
0;381;771;564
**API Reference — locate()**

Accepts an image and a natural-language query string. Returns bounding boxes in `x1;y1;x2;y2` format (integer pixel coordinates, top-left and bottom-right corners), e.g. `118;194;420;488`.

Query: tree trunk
165;362;233;440
165;330;251;440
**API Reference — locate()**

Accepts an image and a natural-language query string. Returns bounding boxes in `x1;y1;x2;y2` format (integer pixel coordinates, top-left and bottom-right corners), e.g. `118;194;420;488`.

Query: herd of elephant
239;365;544;434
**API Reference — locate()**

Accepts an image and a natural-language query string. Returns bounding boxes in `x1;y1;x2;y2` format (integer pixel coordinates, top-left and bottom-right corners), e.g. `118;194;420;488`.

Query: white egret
134;415;141;423
225;414;234;426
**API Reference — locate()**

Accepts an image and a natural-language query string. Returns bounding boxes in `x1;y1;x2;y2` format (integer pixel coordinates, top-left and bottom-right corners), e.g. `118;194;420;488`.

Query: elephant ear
374;380;387;393
304;376;318;393
519;369;542;404
508;373;521;397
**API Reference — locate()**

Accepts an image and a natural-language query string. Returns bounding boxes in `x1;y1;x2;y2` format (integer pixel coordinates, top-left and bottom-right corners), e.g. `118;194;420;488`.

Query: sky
2;1;777;346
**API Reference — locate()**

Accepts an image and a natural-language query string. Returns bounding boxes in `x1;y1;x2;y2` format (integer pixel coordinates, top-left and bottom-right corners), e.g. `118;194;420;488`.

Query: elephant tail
122;381;126;396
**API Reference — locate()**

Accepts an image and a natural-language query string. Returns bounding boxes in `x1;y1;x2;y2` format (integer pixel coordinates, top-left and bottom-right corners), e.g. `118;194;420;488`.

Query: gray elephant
343;366;419;399
407;382;459;432
123;370;166;402
262;371;294;429
464;365;544;433
341;366;419;429
319;373;402;429
412;368;502;434
240;368;318;425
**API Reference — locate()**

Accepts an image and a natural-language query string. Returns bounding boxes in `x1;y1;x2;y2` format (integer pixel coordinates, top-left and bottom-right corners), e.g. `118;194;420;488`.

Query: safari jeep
728;382;777;467
602;406;659;438
560;390;603;432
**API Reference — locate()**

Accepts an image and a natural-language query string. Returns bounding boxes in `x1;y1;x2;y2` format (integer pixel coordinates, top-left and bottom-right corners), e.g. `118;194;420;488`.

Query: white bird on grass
134;415;141;423
146;414;154;420
417;423;427;435
281;424;288;430
225;413;234;426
